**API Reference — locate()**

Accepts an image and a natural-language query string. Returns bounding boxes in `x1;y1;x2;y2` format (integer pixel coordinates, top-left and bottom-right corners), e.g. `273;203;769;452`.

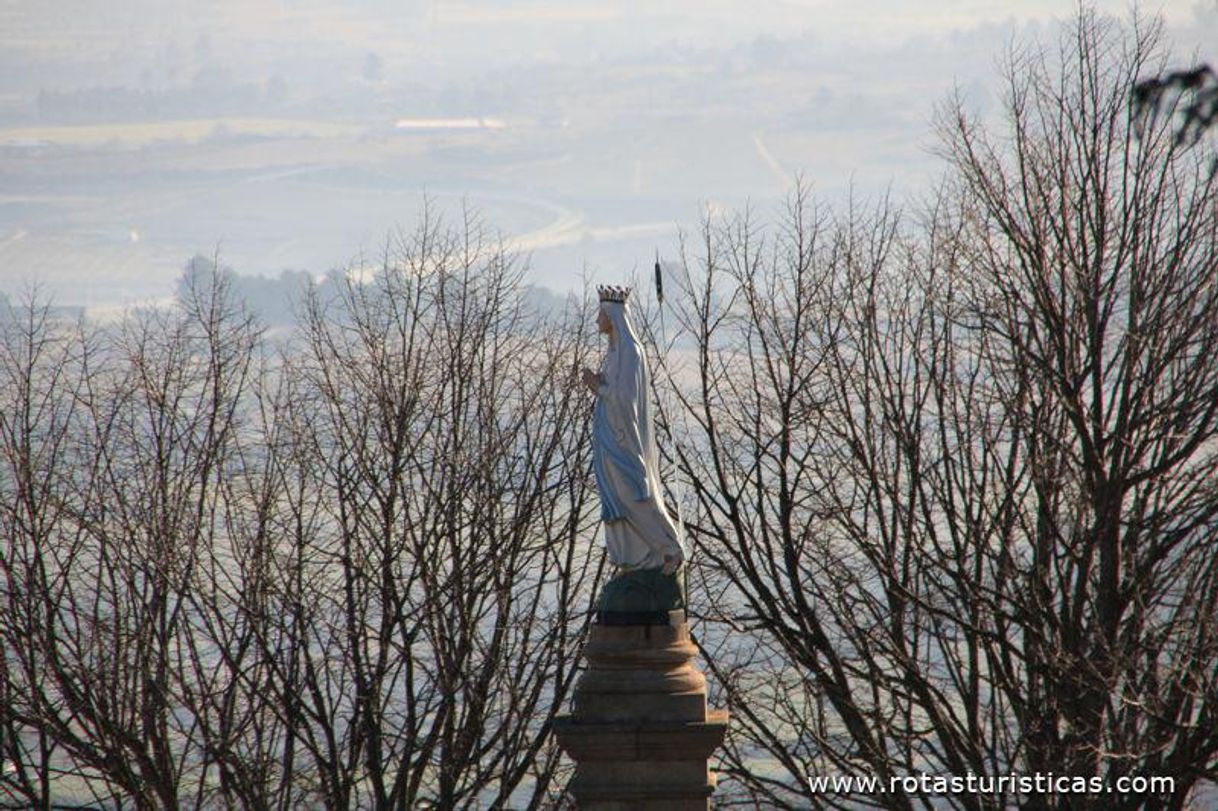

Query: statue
581;285;685;617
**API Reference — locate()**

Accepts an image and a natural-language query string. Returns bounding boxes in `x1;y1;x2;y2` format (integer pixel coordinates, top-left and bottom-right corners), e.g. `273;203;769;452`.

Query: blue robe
591;301;683;570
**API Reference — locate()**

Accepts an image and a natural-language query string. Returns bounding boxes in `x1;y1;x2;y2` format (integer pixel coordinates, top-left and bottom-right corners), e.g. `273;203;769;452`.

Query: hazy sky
2;1;1216;308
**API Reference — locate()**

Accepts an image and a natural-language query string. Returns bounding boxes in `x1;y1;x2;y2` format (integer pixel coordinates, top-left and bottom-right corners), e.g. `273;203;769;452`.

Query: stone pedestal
553;610;728;809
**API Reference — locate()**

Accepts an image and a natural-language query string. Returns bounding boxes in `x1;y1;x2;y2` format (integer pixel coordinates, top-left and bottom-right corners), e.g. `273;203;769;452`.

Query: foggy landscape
4;0;1211;312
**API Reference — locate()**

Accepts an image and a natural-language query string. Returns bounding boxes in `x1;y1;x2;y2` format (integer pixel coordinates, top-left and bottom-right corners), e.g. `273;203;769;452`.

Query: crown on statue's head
597;285;631;304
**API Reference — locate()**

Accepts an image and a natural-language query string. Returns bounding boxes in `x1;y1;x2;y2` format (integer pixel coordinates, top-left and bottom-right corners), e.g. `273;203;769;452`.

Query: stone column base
553;611;729;809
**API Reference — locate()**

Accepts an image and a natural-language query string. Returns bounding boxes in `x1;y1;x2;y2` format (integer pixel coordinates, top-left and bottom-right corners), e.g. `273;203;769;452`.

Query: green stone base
597;566;685;615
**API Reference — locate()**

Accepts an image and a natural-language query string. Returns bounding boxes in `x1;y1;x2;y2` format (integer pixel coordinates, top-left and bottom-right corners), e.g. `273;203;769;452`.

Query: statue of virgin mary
582;286;685;595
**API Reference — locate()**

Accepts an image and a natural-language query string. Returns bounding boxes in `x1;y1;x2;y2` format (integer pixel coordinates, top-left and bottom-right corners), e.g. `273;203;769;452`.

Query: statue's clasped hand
581;368;603;393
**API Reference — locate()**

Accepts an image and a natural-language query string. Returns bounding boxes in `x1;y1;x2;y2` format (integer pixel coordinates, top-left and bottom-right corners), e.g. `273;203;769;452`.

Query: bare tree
941;8;1218;806
0;275;262;808
0;212;603;809
661;10;1218;809
0;296;91;809
1134;64;1218;155
249;212;601;809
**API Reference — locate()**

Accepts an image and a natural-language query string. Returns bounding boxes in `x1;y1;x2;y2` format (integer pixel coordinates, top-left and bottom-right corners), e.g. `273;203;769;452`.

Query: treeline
3;9;1218;810
173;258;569;329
